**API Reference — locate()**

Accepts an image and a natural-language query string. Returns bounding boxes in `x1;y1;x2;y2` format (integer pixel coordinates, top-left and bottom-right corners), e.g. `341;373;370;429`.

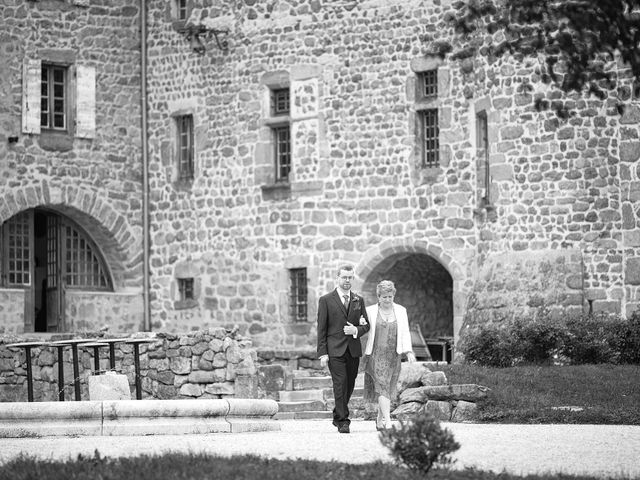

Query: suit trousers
328;349;360;426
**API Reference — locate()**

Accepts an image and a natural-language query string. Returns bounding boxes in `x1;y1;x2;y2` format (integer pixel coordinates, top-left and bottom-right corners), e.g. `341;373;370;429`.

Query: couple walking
316;264;416;433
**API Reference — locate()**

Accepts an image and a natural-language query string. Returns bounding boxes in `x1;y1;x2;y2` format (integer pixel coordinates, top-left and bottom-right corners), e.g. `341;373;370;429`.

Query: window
4;212;31;286
476;110;490;196
270;88;291;183
176;115;194;180
289;268;307;322
178;278;194;301
177;0;188;20
272;88;290;116
418;69;438;100
274;126;291;182
41;64;68;131
419;109;439;168
64;224;109;288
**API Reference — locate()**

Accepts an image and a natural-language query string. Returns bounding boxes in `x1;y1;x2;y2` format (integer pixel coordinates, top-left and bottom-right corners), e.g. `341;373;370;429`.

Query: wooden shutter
75;65;96;138
22;59;41;134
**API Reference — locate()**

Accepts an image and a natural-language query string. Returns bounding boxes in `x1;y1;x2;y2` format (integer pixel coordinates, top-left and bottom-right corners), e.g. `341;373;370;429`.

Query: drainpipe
140;0;151;331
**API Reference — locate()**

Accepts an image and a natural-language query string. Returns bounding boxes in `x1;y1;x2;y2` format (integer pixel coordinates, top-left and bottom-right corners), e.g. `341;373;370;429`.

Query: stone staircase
274;370;366;420
273;362;450;420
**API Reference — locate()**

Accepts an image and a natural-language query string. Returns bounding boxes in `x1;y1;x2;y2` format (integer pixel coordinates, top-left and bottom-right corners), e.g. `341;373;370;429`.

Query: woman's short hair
376;280;396;297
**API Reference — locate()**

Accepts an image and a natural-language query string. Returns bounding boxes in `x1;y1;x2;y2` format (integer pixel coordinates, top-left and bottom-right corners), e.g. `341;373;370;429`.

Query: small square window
178;278;194;301
176;115;194;180
41;64;68;131
289;268;307;322
419;70;438;99
271;88;290;116
419;109;439;168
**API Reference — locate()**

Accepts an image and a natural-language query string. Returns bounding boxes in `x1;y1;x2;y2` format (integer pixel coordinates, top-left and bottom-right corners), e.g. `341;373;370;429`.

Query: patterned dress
363;310;402;402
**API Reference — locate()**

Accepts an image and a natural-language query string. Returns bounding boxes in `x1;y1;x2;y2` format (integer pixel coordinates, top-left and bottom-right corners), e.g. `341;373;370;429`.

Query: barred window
178;278;195;301
274;126;291;182
271;88;290;116
289;268;307;322
64;223;109;289
41;64;67;130
419;109;439;168
5;212;31;286
177;114;194;180
419;70;438;99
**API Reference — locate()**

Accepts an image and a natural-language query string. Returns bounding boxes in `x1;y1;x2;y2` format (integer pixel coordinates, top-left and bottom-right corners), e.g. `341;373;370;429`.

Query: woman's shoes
375;420;390;431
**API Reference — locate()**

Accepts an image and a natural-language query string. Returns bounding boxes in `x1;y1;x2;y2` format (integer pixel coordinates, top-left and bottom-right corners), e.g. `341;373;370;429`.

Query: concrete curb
0;399;280;437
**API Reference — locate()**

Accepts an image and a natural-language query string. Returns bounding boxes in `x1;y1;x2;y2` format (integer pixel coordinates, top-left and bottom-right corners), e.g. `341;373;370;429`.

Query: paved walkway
1;420;639;478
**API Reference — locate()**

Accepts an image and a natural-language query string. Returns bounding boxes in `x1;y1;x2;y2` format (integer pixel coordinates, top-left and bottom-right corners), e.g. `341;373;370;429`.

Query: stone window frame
168;0;194;30
22;50;97;152
408;57;450;183
281;257;318;324
172;261;200;310
289;267;308;322
176;114;195;181
472;96;498;220
170;109;197;188
260;72;293;199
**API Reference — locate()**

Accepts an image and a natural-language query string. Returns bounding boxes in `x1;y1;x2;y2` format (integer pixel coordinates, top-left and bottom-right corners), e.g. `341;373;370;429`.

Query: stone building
1;0;639;354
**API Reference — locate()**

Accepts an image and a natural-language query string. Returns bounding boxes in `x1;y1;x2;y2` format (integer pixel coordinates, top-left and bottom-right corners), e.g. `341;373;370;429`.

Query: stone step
321;387;363;401
293;373;364;391
279;389;324;402
290;369;327;378
273;410;333;420
277;400;326;413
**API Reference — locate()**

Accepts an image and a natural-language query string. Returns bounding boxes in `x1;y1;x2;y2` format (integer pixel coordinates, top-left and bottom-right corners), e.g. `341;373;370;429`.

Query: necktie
343;294;349;311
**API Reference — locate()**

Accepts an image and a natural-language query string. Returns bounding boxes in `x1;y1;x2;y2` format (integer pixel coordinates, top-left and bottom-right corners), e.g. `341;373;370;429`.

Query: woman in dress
363;280;416;430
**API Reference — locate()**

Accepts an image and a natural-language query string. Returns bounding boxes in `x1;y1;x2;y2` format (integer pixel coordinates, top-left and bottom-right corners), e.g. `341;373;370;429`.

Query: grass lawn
436;364;640;425
0;453;628;480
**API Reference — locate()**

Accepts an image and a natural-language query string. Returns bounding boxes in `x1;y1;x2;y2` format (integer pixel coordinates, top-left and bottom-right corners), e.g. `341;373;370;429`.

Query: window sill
261;182;291;201
174;299;198;310
263;116;291;127
39;131;74;152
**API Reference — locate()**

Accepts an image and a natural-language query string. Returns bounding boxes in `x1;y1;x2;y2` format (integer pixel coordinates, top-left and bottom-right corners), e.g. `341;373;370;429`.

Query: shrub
511;314;565;364
562;313;625;364
619;309;640;364
459;323;516;367
379;413;460;475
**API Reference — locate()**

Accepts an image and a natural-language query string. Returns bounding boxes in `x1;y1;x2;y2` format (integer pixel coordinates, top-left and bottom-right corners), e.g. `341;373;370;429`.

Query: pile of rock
388;362;490;423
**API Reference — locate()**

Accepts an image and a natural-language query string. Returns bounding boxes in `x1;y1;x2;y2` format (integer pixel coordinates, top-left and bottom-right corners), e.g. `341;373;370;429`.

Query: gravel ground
1;420;639;478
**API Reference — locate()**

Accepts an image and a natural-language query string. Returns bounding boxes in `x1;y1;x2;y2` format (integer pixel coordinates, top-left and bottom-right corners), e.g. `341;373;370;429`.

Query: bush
562;313;625;364
512;314;565;364
619;310;640;364
459;323;516;367
379;413;460;475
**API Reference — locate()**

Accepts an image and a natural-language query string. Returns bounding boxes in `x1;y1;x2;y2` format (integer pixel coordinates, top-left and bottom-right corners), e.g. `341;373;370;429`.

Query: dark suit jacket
317;290;370;358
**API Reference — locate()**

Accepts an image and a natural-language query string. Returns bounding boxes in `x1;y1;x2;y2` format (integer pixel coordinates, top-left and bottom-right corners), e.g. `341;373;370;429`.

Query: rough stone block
396;361;432;393
88;373;131;401
391;401;423;420
399;384;490;404
423;400;452;421
450;400;477;422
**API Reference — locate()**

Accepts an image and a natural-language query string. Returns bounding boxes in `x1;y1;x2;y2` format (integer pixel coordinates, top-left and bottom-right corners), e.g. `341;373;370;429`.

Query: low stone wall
0;329;258;402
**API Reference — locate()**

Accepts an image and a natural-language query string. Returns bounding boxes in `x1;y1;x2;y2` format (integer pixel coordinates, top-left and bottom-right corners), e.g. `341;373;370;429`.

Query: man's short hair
336;264;354;276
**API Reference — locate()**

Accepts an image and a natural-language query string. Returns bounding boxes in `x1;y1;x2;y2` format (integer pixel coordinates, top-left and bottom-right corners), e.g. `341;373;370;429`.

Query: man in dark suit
317;264;370;433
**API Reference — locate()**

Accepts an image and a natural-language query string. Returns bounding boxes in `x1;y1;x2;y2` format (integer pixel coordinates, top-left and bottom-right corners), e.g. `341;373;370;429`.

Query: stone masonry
0;0;639;353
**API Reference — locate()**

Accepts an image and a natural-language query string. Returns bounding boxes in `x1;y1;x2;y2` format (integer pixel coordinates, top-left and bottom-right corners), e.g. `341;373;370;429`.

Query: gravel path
1;420;638;478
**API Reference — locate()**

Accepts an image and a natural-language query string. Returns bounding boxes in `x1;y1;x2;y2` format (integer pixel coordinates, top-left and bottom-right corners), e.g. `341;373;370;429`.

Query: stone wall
139;0;640;348
0;329;258;402
0;290;25;335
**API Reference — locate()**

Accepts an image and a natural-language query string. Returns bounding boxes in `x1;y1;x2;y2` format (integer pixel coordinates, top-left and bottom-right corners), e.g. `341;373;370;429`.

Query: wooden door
46;214;63;332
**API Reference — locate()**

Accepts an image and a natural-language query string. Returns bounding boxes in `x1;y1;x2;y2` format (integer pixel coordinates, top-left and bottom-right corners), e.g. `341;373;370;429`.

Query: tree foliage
444;0;640;115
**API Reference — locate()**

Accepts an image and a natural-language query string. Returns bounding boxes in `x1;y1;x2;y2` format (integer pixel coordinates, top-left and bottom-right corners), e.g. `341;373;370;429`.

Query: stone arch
355;238;467;345
0;181;141;290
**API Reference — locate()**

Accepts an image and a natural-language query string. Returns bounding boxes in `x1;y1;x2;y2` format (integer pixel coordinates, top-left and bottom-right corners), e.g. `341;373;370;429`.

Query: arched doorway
361;253;453;339
0;208;113;332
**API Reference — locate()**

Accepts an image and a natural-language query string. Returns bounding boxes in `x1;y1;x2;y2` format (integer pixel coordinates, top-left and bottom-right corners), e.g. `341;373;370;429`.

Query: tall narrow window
271;88;291;182
177;115;194;180
41;64;67;130
178;278;194;301
289;268;307;322
476;110;490;197
419;109;439;168
5;212;31;286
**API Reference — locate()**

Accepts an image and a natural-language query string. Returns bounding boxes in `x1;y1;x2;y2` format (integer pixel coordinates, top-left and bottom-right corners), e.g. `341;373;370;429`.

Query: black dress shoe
332;420;338;428
338;424;350;434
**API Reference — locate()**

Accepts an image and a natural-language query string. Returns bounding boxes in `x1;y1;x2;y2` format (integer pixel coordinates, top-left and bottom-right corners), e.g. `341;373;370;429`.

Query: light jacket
364;302;413;356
